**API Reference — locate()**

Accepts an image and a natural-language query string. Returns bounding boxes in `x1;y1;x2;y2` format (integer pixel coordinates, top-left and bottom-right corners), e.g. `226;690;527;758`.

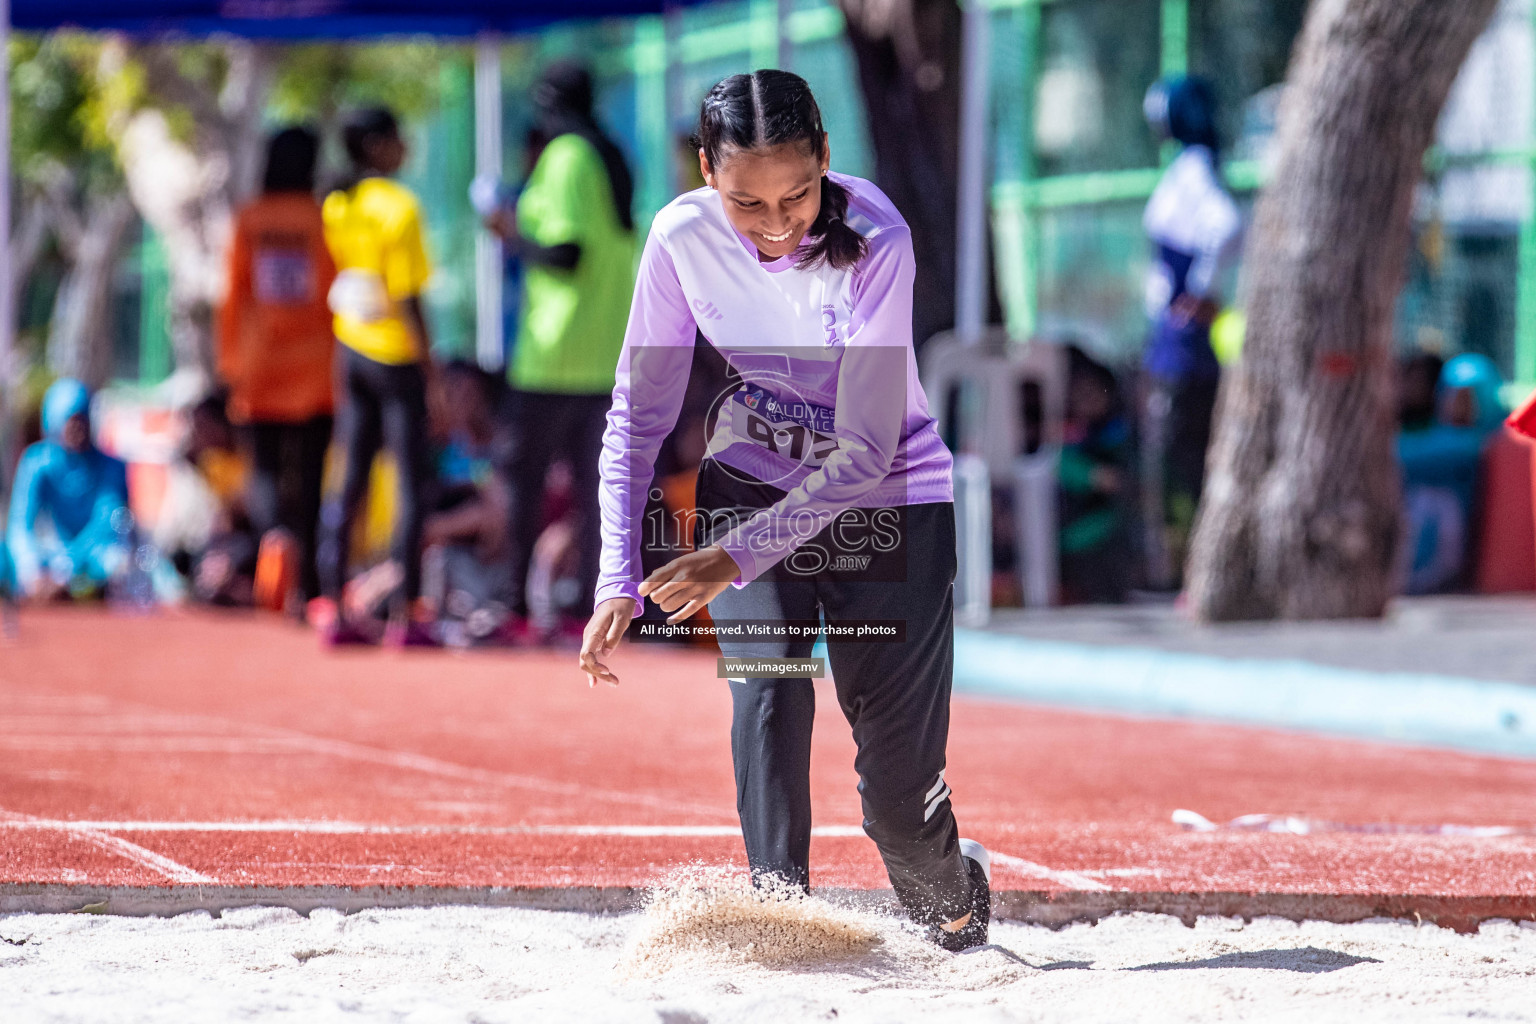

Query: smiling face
701;137;829;261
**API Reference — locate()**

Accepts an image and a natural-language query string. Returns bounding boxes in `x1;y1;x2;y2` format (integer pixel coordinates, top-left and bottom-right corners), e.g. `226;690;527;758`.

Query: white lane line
1172;807;1527;837
0;810;213;884
0;818;867;839
989;850;1112;891
1;691;732;821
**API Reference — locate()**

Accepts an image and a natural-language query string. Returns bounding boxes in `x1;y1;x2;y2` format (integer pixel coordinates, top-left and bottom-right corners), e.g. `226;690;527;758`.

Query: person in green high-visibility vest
480;61;637;645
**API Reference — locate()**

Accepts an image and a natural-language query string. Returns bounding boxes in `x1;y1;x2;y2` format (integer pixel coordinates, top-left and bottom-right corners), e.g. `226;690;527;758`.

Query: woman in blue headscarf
1397;352;1507;594
6;379;131;600
1139;75;1243;589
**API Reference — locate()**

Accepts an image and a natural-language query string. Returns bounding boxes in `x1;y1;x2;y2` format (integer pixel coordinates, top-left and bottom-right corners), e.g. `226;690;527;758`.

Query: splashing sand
614;867;1038;994
617;868;887;978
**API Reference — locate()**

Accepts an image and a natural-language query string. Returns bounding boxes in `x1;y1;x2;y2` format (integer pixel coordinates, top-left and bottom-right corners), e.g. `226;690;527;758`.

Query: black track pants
245;415;333;602
319;346;431;607
501;390;609;619
697;460;971;927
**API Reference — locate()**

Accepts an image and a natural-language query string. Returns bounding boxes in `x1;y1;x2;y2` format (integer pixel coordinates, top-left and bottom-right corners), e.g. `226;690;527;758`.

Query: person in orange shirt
218;126;337;612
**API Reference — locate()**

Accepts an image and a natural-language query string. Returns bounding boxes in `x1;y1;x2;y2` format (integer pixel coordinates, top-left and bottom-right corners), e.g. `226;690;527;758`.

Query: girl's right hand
578;597;634;687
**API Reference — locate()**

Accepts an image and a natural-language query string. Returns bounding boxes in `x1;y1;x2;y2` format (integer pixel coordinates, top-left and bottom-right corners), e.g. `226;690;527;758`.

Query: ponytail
697;70;868;272
798;172;867;271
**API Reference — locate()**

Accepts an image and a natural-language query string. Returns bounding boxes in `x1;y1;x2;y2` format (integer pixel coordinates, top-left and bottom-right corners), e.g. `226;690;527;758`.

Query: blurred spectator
524;463;581;636
5;379;130;601
631;340;737;643
471;126;551;366
0;534;13;599
1398;350;1445;434
481;61;636;642
1059;347;1132;604
421;361;514;646
652;341;736;529
317;107;439;647
157;396;258;607
1398;353;1508;594
1139;75;1242;590
218;126;337;614
0;543;12;642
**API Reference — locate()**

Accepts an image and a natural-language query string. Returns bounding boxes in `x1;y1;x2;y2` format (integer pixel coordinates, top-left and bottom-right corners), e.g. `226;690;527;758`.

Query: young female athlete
578;70;990;951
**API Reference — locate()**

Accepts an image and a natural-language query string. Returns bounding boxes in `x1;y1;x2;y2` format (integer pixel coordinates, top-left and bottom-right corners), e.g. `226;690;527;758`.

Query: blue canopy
12;0;705;38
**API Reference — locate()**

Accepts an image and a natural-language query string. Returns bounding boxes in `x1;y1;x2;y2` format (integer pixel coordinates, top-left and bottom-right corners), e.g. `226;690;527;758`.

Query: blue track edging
953;629;1536;759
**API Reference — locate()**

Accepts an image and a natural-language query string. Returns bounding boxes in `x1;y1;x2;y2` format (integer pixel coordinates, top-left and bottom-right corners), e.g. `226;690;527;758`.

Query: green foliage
9;34;449;186
111;41;231;145
8;34;122;193
270;41;447;125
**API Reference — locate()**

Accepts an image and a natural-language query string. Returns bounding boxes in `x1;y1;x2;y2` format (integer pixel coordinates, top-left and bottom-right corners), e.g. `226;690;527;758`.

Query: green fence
990;0;1536;386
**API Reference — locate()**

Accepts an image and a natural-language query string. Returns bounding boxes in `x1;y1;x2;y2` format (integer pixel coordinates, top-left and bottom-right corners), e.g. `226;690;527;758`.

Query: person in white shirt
1139;75;1243;589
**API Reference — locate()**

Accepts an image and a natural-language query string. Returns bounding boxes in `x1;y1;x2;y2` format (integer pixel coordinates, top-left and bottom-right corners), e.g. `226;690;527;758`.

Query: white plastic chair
922;330;1067;617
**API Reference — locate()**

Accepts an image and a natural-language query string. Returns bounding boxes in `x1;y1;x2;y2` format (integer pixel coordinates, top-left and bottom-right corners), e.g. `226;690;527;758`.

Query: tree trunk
1186;0;1500;622
1;195;51;388
107;39;273;387
9;196;51;334
836;0;966;349
115;105;231;387
46;193;136;390
1;197;52;484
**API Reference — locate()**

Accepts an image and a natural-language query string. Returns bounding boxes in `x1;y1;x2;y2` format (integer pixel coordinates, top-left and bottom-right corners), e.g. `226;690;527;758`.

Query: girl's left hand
639;545;741;624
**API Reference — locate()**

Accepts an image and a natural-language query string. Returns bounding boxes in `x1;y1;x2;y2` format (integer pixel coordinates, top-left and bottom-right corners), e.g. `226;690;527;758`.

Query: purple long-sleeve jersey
595;172;954;615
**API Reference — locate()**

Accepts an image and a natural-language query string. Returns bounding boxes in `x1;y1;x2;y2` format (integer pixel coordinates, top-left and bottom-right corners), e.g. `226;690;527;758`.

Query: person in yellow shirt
317;107;440;647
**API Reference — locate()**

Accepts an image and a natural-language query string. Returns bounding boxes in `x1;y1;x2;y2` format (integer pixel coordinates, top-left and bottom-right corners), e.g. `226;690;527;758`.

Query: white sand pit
4;893;1536;1022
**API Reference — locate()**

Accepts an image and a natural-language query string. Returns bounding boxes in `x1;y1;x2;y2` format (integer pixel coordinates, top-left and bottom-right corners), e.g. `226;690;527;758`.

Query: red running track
2;607;1536;903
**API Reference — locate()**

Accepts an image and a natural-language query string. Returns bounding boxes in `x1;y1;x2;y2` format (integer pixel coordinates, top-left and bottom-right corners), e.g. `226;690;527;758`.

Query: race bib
730;386;839;467
254;247;315;305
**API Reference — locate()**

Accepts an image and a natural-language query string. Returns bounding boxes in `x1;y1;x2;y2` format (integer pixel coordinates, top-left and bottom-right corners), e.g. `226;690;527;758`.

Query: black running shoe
933;838;991;952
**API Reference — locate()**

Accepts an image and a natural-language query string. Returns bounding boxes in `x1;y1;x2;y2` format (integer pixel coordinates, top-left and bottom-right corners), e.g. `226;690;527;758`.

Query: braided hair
695;70;868;271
